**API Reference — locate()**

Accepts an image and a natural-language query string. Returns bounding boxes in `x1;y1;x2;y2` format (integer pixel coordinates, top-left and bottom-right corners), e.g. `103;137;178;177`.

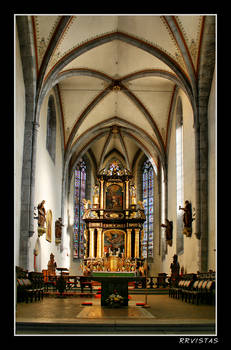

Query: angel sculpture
137;201;145;210
82;198;91;209
82;199;92;219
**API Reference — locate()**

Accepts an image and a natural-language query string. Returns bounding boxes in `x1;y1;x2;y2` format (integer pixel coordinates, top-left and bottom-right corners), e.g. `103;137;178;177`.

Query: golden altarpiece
81;160;146;274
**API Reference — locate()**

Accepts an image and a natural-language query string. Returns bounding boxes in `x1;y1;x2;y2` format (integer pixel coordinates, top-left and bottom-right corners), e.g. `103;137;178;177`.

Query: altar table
91;272;145;306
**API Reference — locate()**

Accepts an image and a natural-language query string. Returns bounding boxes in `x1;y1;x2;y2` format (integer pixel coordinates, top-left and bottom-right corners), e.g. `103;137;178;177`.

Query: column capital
32;121;40;130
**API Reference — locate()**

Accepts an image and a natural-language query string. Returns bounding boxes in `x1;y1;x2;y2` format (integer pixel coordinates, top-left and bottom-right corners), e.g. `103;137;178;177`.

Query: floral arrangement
105;290;124;307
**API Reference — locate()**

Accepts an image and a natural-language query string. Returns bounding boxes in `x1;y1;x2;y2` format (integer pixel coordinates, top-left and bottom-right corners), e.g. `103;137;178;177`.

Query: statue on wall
130;183;137;205
38;200;46;228
47;253;57;276
93;185;99;207
37;200;47;236
82;198;91;210
82;199;92;219
161;219;173;246
179;200;194;237
170;254;180;286
55;217;63;244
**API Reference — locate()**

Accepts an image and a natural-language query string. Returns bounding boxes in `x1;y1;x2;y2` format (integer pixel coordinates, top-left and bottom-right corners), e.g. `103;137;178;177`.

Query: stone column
134;229;140;258
17;17;38;269
29;121;40;236
89;228;95;258
126;229;132;258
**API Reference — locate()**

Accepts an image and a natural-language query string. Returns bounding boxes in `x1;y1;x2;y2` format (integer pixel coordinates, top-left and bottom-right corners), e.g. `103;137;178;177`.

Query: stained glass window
73;160;86;259
142;159;154;259
46;95;56;163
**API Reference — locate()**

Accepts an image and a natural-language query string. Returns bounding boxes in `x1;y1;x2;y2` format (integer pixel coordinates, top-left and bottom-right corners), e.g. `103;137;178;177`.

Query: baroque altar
81;160;146;275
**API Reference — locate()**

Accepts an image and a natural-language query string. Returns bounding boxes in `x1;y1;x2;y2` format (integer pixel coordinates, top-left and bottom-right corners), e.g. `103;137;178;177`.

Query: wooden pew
28;272;44;301
16;267;44;303
169;271;215;305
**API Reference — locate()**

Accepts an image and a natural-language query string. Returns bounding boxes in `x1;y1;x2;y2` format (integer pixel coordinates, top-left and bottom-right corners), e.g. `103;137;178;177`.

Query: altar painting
106;184;123;210
104;230;125;253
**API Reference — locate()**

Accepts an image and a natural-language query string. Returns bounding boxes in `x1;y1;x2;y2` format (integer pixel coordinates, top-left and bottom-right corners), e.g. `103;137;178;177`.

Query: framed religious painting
106;183;123;210
104;229;125;254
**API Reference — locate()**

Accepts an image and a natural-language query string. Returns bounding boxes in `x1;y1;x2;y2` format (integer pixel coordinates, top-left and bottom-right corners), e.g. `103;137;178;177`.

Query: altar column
126;229;132;258
84;228;89;258
134;228;140;258
125;180;129;209
89;228;95;258
140;229;144;258
97;228;103;257
101;230;104;257
100;178;104;209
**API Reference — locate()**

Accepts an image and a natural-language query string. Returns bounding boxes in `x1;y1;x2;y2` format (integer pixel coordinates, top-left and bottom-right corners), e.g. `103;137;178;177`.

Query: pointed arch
36;31;194;127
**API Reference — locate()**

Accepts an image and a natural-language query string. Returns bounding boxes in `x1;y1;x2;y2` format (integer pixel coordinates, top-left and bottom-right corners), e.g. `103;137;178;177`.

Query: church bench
16;267;35;303
16;278;38;303
169;274;196;300
16;267;46;303
168;272;215;305
169;279;184;299
28;272;45;300
181;279;197;302
188;279;215;305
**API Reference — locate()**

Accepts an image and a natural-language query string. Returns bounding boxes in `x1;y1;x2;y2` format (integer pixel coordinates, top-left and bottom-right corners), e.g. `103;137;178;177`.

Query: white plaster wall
27;90;64;272
163;89;198;275
181;90;198;274
207;69;216;271
15;28;25;266
163;103;177;275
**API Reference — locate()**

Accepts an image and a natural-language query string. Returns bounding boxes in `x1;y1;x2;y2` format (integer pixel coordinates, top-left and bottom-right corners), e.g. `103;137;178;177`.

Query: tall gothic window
142;159;154;259
46;95;56;163
176;98;184;254
73;160;86;259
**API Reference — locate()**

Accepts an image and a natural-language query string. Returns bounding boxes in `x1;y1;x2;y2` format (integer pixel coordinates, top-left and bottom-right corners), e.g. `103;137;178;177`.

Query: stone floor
15;294;216;335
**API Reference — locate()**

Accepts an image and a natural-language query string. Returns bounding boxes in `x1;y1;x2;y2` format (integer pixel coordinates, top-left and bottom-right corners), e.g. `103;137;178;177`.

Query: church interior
15;14;216;337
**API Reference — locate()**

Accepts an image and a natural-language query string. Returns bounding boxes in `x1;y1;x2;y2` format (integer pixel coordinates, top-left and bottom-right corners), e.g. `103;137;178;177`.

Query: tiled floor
15;294;216;335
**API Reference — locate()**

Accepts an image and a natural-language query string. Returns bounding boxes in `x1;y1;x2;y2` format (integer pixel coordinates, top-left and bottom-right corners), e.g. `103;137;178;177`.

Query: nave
15;14;216;339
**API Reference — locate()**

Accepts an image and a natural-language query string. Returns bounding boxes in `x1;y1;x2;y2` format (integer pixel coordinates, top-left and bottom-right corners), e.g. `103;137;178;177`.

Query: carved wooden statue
161;219;173;246
170;254;180;286
47;253;57;276
37;200;46;228
179;200;194;237
130;184;137;204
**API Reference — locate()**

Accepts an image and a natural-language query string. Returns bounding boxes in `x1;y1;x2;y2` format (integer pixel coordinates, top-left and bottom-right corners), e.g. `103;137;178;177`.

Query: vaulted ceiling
32;15;205;176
